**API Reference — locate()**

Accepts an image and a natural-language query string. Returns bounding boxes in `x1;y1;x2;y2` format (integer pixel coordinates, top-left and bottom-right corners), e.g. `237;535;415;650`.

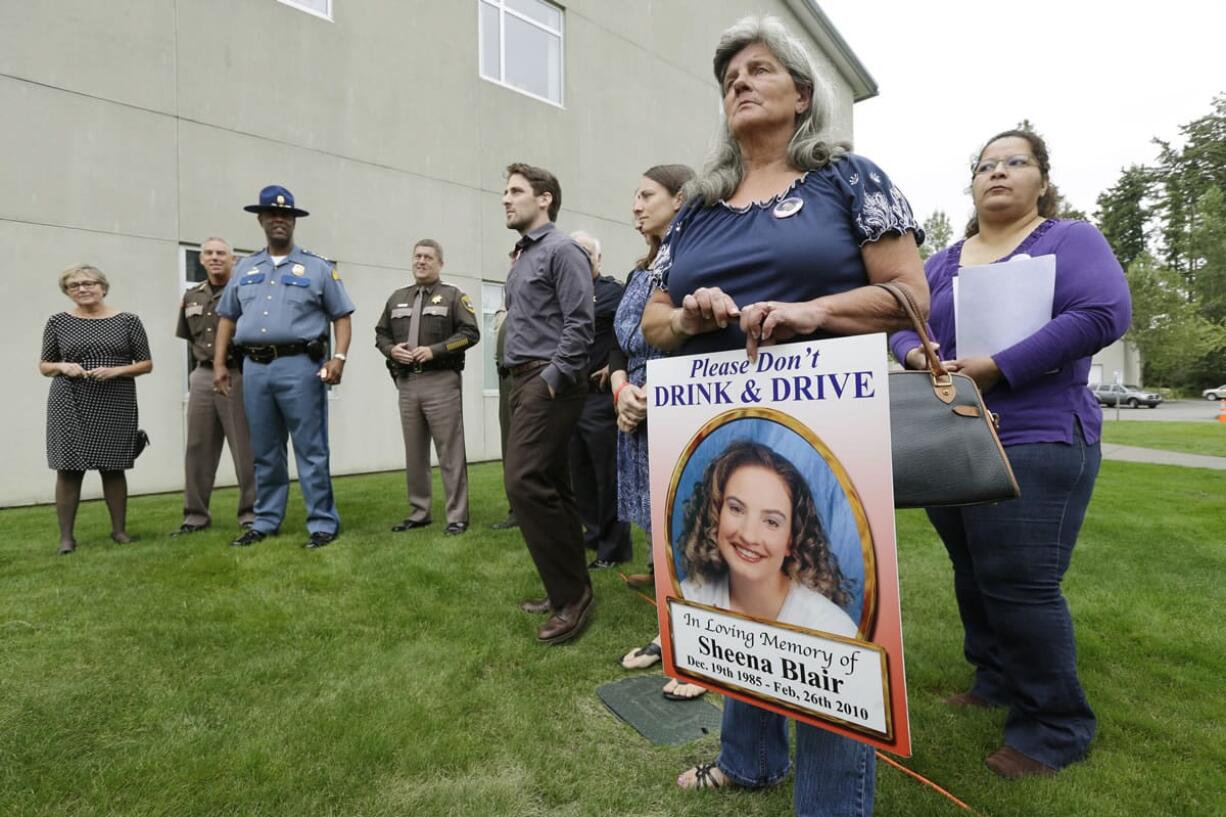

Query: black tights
55;470;128;545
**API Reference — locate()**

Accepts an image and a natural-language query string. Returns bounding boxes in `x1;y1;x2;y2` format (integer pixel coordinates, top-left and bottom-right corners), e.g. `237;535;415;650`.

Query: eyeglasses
65;281;102;291
973;155;1037;176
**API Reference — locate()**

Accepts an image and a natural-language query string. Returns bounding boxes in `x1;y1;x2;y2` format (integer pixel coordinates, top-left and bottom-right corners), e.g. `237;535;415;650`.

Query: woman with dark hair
40;264;153;554
640;15;927;816
891;129;1130;779
610;165;707;700
612;164;694;551
677;441;854;636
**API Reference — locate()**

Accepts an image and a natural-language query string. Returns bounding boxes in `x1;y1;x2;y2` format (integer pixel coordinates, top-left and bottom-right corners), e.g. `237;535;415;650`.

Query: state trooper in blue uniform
212;185;355;549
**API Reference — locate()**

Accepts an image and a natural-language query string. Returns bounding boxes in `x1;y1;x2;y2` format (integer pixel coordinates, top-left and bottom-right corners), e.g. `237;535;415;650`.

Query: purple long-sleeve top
889;219;1131;447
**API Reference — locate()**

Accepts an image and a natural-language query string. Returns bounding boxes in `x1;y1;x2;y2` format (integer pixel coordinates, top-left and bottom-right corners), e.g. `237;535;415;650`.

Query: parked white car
1203;385;1226;401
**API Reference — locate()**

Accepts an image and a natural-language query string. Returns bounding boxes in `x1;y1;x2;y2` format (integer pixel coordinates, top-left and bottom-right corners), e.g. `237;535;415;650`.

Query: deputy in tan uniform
173;236;256;535
375;239;480;535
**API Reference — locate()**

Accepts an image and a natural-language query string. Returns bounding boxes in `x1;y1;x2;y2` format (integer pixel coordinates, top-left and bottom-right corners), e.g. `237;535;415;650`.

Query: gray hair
413;238;444;264
58;264;109;295
688;16;848;206
570;230;601;259
201;236;233;254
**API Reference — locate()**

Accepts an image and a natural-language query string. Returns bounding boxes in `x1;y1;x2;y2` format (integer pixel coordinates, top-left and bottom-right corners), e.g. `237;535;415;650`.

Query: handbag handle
875;282;957;402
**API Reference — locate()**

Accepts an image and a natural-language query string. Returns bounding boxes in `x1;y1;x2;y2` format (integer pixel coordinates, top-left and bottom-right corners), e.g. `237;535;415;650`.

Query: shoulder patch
461;294;476;314
331;266;341;281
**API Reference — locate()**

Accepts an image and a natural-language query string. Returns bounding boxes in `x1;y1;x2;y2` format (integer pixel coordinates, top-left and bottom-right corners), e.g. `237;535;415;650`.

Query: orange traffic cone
1219;399;1226;423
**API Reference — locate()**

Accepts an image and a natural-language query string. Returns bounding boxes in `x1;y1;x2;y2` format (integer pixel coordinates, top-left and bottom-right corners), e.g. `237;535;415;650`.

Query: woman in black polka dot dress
39;265;153;554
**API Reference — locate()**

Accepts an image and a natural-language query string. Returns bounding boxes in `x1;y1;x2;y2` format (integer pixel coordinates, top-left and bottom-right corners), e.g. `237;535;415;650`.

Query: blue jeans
926;427;1100;768
719;698;875;817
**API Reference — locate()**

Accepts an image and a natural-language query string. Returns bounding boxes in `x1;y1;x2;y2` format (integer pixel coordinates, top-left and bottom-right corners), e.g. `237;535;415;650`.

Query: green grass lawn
2;461;1223;817
1100;420;1226;458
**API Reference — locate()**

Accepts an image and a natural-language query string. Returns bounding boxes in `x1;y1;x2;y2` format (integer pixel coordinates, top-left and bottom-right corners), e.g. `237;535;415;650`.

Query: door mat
597;675;722;746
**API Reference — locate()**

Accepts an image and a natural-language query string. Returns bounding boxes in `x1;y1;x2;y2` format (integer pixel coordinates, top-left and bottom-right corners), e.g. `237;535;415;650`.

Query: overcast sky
820;0;1226;239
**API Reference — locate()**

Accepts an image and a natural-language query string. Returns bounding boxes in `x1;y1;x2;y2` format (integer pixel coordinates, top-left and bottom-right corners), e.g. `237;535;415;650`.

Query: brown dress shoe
944;691;994;709
537;586;593;645
985;746;1057;779
625;573;654;589
519;597;552;614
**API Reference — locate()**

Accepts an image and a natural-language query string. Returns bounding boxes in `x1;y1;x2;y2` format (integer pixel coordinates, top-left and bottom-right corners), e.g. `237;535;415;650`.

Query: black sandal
680;760;730;790
620;641;662;669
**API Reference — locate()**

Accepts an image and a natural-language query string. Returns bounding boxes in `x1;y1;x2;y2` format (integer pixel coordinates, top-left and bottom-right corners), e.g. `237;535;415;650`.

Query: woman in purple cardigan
891;129;1130;779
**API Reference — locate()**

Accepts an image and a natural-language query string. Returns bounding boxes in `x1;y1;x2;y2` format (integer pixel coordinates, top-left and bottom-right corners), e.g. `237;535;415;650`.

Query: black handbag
133;429;150;460
878;283;1020;509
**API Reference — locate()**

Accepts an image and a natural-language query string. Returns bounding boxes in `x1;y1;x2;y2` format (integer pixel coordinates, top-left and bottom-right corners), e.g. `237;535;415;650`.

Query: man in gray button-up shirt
502;223;594;392
501;162;596;646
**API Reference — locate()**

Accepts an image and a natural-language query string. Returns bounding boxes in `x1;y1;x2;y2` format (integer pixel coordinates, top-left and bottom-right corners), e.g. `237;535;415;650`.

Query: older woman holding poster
642;16;926;817
890;129;1130;779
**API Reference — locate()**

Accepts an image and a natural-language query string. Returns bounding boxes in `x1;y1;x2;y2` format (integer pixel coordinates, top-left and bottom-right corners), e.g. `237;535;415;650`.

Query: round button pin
774;197;804;219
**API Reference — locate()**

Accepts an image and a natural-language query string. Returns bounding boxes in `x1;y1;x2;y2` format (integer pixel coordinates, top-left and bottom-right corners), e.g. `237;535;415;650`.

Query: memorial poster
647;335;910;755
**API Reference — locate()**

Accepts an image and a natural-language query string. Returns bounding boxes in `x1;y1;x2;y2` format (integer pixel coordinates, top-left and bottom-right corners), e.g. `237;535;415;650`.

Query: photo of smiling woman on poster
670;414;873;640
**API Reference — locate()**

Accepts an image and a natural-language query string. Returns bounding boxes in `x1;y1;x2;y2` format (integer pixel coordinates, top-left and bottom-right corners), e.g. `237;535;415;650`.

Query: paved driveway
1100;399;1224;423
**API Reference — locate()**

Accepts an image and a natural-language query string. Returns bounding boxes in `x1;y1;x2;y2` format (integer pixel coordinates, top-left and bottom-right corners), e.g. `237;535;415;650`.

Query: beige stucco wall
1089;340;1143;386
0;0;860;506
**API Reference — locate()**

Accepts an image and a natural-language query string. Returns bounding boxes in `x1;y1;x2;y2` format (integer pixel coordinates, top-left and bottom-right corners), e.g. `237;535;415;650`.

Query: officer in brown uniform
375;239;480;535
173;236;256;534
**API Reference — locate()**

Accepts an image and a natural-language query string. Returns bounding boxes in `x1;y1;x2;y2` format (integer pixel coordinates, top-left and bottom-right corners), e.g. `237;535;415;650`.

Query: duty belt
388;359;463;378
196;359;241;370
241;341;311;364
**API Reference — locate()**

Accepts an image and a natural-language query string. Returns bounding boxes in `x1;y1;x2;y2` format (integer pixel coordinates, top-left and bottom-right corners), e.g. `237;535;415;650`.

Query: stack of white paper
953;254;1056;358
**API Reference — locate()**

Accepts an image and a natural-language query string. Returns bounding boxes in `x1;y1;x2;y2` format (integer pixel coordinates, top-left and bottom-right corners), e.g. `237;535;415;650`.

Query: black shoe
171;523;208;537
589;559;619;570
391;518;432;532
305;531;336;549
490;516;518;530
230;529;268;547
444;522;469;536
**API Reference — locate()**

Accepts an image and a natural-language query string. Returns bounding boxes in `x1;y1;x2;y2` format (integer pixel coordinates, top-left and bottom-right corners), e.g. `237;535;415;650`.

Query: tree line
1096;95;1226;390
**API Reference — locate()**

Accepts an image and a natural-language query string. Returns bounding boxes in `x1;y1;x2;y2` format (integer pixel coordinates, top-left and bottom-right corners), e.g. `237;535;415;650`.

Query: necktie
407;288;424;348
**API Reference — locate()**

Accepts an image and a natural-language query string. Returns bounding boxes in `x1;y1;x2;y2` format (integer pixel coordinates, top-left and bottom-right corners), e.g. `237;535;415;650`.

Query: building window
481;282;505;394
478;0;564;106
277;0;332;21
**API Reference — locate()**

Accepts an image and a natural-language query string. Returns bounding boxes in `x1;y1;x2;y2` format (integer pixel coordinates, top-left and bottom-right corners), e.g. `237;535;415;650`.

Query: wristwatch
333;353;347;362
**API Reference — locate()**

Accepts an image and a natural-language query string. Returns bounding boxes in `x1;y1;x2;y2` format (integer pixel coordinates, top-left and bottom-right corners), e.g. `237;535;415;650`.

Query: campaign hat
243;185;310;217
